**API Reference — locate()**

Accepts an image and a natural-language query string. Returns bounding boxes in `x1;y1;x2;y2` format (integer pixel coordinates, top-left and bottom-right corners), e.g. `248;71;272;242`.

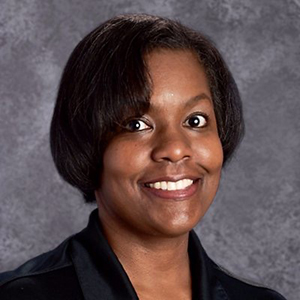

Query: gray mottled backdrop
0;0;299;299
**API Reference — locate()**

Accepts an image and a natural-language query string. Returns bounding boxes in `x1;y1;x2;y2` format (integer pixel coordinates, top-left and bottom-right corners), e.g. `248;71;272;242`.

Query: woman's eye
185;114;207;128
125;119;150;132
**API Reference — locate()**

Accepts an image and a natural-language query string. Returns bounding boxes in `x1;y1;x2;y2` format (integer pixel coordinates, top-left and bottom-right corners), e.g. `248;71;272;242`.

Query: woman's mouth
144;178;194;191
142;178;200;200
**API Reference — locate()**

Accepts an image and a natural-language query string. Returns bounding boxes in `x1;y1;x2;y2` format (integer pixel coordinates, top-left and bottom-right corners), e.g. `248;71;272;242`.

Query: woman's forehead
145;49;212;109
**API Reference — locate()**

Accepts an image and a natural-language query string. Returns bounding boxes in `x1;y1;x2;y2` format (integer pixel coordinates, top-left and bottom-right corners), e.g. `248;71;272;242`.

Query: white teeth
161;181;167;190
148;179;194;191
168;182;176;190
154;182;160;189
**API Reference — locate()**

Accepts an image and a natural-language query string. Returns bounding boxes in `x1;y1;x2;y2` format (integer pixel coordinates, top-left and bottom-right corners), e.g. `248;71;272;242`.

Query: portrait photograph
0;1;299;299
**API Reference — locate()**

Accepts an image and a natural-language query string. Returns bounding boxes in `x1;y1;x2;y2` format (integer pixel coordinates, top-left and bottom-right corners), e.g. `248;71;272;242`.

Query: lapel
70;209;138;299
189;231;229;300
70;209;229;300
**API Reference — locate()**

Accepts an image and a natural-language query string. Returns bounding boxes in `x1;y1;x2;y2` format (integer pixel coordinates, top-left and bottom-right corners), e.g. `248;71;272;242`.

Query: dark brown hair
50;14;244;202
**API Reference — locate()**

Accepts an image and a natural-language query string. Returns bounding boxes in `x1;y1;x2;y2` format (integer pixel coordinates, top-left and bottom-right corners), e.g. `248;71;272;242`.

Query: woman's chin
149;213;202;238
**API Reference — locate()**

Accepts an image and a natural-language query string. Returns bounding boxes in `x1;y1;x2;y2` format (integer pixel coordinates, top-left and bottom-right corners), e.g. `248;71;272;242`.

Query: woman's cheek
103;139;147;177
194;135;223;172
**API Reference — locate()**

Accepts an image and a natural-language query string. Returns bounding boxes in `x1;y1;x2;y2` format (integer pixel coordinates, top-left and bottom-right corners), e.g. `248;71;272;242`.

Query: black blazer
0;209;286;300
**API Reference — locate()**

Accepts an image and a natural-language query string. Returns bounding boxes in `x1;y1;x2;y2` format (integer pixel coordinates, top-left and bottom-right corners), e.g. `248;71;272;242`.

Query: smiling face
95;49;223;238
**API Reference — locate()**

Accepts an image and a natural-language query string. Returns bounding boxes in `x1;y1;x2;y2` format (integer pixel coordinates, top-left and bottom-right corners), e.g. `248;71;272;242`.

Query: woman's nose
151;128;192;163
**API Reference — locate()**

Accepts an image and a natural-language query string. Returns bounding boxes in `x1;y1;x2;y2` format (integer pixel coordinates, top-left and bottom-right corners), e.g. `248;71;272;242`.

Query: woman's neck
100;218;193;300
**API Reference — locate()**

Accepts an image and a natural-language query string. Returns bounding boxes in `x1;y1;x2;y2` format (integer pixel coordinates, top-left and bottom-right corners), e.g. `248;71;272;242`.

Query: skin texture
95;49;223;299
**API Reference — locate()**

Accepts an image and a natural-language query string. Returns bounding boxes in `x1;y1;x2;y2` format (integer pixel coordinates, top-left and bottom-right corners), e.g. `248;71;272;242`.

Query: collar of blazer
70;209;224;300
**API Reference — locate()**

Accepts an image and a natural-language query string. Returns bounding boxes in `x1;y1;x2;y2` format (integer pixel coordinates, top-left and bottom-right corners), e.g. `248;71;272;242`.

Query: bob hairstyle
50;14;244;202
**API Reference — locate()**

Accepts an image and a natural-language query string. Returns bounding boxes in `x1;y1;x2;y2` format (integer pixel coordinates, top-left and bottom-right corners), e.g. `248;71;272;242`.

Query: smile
142;178;200;200
144;179;194;191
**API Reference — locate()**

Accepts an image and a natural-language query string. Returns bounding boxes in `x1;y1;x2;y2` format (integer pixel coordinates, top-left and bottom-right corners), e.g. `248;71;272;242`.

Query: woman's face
96;49;223;238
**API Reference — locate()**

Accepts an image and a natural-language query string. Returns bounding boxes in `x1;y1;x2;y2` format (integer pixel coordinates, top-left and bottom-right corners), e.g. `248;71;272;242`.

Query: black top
0;209;286;300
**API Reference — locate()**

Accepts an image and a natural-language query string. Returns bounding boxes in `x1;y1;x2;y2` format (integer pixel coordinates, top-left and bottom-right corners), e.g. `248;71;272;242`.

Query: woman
0;14;286;299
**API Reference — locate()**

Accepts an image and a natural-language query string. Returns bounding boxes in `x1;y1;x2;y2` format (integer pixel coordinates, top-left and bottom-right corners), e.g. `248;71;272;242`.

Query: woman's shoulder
0;236;82;300
211;260;286;300
190;230;287;299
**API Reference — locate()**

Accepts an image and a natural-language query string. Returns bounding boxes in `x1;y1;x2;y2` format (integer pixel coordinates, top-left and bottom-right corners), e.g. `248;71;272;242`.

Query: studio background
0;1;299;299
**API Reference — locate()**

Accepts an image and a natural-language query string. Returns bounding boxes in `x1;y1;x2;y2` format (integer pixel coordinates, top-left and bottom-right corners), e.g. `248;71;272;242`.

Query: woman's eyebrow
184;93;212;108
